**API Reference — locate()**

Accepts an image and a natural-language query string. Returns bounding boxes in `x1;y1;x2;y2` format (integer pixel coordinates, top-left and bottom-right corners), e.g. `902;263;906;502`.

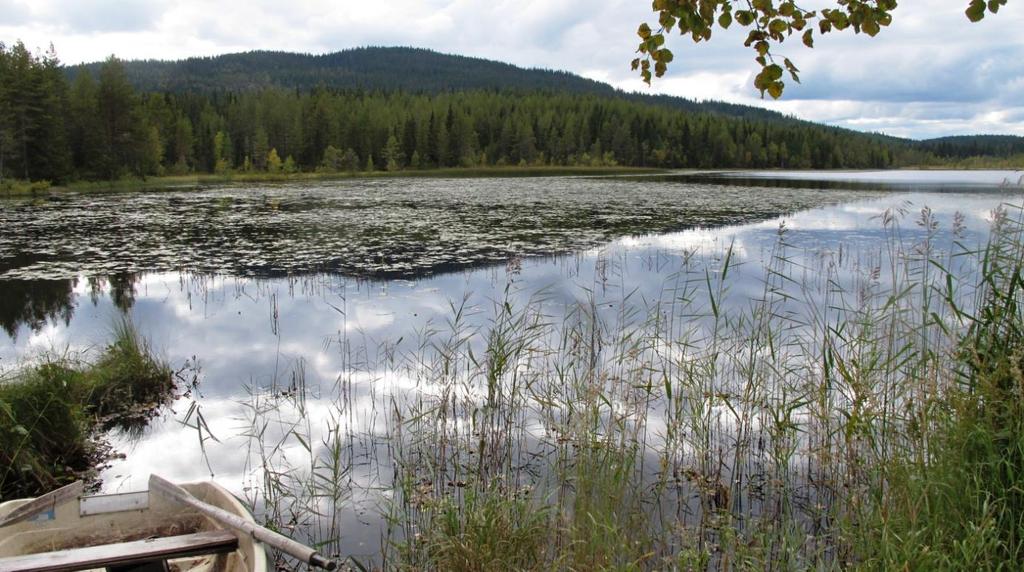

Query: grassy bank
0;179;52;195
0;321;174;500
0;166;667;196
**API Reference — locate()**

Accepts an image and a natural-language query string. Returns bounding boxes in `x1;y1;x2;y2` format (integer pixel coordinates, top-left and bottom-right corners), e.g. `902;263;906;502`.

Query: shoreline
3;166;666;196
2;164;1021;197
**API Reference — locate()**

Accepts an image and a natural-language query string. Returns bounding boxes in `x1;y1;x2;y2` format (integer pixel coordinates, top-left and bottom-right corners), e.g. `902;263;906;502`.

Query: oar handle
149;474;337;570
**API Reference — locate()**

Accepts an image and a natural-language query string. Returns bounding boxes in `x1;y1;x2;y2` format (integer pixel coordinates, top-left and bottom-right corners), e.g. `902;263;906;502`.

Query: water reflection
623;168;1023;192
0;274;140;342
0;279;76;340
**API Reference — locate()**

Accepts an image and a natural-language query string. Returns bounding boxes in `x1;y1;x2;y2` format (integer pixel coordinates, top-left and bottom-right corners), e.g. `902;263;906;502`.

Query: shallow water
1;170;1021;562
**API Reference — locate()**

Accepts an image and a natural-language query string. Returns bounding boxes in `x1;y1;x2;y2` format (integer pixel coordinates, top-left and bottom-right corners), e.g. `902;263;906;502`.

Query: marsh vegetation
224;198;1024;570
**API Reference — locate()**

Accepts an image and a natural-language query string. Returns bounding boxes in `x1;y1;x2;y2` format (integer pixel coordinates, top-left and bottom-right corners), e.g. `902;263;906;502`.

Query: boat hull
0;481;268;572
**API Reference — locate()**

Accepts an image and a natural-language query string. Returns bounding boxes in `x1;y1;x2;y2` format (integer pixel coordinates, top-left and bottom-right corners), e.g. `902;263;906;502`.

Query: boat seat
0;530;239;572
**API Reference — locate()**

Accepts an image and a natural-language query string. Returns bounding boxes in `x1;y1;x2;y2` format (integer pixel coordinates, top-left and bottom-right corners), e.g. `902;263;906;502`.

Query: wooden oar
148;474;337;570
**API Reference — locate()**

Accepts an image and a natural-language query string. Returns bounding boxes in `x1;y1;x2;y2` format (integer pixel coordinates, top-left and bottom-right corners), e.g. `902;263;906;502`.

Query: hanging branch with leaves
634;0;1009;98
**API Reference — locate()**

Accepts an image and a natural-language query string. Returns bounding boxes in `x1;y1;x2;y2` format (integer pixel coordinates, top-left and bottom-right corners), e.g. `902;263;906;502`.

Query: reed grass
235;200;1024;570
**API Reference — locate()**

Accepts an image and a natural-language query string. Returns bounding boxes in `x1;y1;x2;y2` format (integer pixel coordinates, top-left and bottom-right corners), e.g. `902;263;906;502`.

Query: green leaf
754;70;769;90
829;11;849;30
966;0;986;21
638;23;652;39
802;29;814;48
718;11;733;29
784;57;800;74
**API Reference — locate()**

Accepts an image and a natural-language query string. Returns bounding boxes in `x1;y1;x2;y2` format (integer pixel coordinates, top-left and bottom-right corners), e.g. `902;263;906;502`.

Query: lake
1;169;1021;566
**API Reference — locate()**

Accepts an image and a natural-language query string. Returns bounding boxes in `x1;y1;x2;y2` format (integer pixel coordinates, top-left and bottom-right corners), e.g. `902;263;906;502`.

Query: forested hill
65;47;790;123
3;42;1021;185
66;48;616;95
916;135;1024;160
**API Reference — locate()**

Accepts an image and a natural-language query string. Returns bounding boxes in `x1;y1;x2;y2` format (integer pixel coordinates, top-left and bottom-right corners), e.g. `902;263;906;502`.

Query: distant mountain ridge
916;135;1024;158
68;47;616;96
65;47;798;124
65;47;1024;153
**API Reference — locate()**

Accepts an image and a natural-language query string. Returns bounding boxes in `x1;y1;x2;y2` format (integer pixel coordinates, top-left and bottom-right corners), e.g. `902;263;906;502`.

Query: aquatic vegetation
225;198;1024;569
857;208;1024;568
0;177;872;281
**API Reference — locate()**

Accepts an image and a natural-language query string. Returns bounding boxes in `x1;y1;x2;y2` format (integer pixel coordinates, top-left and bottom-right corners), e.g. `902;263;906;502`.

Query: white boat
0;475;330;572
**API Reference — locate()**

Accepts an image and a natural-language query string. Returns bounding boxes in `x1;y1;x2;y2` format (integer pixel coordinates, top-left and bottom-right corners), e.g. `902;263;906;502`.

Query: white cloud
0;0;31;26
0;0;1021;139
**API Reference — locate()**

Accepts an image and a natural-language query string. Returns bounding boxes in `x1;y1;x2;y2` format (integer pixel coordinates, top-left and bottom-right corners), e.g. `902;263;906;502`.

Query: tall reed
235;200;1024;570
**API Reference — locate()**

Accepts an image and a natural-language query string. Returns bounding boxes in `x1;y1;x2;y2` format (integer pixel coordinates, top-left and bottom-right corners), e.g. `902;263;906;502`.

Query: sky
1;0;1022;140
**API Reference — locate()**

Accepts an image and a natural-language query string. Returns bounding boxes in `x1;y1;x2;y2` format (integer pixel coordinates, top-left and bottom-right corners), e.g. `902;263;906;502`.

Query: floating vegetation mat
0;176;873;280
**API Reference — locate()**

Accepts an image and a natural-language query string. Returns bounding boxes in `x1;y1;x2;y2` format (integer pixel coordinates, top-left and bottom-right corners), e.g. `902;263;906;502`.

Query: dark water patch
617;170;1022;193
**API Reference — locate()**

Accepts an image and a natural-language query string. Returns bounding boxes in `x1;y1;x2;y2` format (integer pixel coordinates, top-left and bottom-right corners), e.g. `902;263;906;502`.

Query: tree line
0;42;1000;184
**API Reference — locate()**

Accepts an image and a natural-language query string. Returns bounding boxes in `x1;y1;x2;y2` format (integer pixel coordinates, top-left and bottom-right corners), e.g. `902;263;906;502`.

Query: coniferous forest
1;42;1021;184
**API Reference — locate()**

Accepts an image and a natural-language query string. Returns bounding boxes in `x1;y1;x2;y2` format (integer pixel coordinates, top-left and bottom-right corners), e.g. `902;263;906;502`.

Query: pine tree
96;56;138;178
282;155;297;174
213;130;233;173
382;134;404;171
170;114;194;173
252;127;269;171
320;145;344;172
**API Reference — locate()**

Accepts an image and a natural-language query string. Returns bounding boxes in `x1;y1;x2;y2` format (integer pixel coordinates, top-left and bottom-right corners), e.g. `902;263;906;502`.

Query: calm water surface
1;170;1021;560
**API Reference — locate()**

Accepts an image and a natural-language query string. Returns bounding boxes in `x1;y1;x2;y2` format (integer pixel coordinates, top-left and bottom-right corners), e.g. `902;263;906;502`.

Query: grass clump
414;486;550;572
85;321;177;432
0;320;173;500
860;211;1024;569
0;178;51;195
